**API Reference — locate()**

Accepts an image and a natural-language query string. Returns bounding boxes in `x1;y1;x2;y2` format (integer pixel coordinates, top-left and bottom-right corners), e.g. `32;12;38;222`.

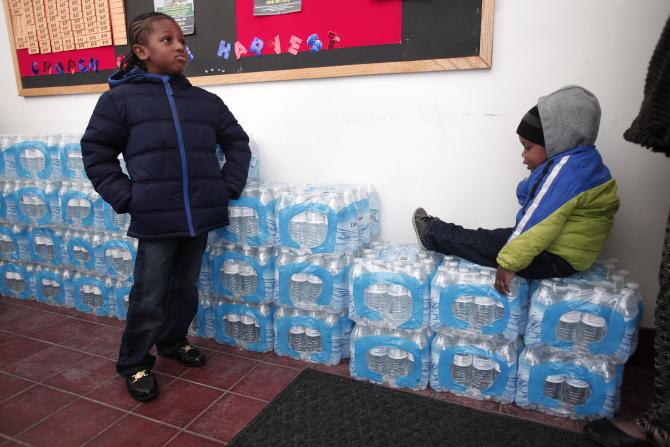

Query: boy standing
413;85;620;295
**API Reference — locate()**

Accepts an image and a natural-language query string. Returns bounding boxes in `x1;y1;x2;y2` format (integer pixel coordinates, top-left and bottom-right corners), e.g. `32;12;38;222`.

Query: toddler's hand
495;266;514;295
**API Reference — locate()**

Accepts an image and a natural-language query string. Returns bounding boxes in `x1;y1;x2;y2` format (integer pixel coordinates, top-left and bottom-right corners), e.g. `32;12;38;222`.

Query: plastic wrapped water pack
209;241;276;304
277;184;377;253
0;224;30;262
61;231;136;280
430;257;529;341
348;245;438;329
1;135;61;180
275;248;352;312
350;324;432;390
515;344;622;420
219;182;278;246
215;299;275;352
430;330;522;403
274;307;352;365
215;136;261;184
0;261;34;300
2;180;60;226
525;277;643;362
0;134;91;181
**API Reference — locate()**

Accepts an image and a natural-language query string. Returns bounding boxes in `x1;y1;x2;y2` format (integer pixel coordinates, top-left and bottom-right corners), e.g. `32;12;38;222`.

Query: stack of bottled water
274;307;352;365
430;257;529;341
427;256;528;402
349;324;432;390
517;259;642;419
274;248;352;313
215;298;275;352
348;242;436;389
267;183;379;366
0;134;135;319
515;344;622;419
200;234;277;351
276;184;380;254
430;329;521;403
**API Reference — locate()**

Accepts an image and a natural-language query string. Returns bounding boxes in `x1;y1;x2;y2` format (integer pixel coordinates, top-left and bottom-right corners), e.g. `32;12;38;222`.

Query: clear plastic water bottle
544;374;565;400
239;262;257;296
565;378;591;406
556;311;581;342
365;283;387;314
367;346;388;375
228;206;242;236
223;259;240;295
474;296;497;327
580;313;607;343
305;327;322;353
388;347;410;378
306;211;328;248
452;295;474;323
241;207;259;238
289;325;307;353
289;272;308;306
452;353;473;386
225;312;242;340
241;314;258;343
289;212;307;246
471;354;496;390
388;284;410;322
306;274;323;304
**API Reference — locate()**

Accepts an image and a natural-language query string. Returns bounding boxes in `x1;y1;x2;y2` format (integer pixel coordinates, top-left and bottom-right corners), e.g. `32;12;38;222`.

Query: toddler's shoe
158;342;207;367
126;369;158;402
412;207;437;251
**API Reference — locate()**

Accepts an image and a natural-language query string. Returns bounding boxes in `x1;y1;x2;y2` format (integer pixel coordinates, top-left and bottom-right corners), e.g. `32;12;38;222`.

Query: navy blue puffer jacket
81;68;251;239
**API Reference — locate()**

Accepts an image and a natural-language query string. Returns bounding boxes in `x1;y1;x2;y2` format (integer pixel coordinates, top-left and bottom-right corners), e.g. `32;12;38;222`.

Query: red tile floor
0;295;655;446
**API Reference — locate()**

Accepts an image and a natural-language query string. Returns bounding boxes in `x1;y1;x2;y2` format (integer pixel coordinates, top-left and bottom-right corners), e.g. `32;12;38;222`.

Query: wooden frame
4;0;494;97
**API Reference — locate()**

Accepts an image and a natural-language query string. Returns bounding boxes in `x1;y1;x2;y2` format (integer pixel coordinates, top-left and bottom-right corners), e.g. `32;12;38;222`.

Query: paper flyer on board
154;0;195;35
254;0;302;16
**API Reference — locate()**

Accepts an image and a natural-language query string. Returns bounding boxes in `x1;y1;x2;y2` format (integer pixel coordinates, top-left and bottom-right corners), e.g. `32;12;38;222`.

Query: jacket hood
537;85;601;157
108;68;189;89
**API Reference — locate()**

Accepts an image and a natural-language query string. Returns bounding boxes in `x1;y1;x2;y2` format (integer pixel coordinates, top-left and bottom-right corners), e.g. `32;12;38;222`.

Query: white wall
1;0;669;327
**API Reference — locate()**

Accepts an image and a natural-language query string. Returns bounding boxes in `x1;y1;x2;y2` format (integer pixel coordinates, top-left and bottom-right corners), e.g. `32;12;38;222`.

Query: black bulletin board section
13;0;494;95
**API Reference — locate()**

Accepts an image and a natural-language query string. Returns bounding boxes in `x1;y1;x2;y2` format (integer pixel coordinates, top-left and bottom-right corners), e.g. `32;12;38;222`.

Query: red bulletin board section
235;0;402;55
16;47;118;77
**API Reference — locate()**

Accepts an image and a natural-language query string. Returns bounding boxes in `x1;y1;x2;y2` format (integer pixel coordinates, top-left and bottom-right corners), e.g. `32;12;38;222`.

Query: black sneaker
158;343;207;367
412;207;437;251
126;370;158;402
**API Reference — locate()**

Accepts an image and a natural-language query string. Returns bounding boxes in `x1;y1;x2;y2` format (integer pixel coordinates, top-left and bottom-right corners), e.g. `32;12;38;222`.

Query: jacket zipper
163;78;196;236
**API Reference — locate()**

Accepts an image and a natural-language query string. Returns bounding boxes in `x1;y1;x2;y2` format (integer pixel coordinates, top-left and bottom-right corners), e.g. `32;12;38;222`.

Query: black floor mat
228;368;599;447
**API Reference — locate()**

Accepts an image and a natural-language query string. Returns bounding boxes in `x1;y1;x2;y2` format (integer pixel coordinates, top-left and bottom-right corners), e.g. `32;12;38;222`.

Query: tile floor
0;295;656;446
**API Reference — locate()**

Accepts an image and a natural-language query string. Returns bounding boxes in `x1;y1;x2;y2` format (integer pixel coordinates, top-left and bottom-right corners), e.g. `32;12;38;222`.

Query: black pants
116;233;208;376
425;220;577;280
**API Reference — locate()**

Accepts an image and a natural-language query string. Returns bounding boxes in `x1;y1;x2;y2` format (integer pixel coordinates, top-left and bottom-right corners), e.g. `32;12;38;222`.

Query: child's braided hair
121;12;176;72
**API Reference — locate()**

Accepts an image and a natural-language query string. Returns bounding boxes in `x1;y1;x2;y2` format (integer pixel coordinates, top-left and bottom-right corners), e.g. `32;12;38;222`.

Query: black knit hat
516;105;545;147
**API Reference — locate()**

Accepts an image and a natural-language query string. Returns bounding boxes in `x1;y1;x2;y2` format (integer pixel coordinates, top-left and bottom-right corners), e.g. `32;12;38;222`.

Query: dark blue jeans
426;220;577;280
116;233;208;376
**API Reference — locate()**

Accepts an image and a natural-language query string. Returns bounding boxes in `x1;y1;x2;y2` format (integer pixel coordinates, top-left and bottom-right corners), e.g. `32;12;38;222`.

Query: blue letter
217;40;232;59
249;37;264;56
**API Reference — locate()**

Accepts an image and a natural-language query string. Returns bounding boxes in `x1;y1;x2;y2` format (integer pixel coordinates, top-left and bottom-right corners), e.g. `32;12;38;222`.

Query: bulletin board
3;0;495;97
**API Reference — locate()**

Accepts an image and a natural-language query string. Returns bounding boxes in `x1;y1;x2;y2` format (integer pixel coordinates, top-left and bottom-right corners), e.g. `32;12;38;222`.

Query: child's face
520;137;548;171
133;19;188;76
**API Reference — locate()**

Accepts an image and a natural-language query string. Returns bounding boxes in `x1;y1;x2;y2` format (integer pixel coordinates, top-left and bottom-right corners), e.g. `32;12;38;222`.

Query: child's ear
133;44;150;62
